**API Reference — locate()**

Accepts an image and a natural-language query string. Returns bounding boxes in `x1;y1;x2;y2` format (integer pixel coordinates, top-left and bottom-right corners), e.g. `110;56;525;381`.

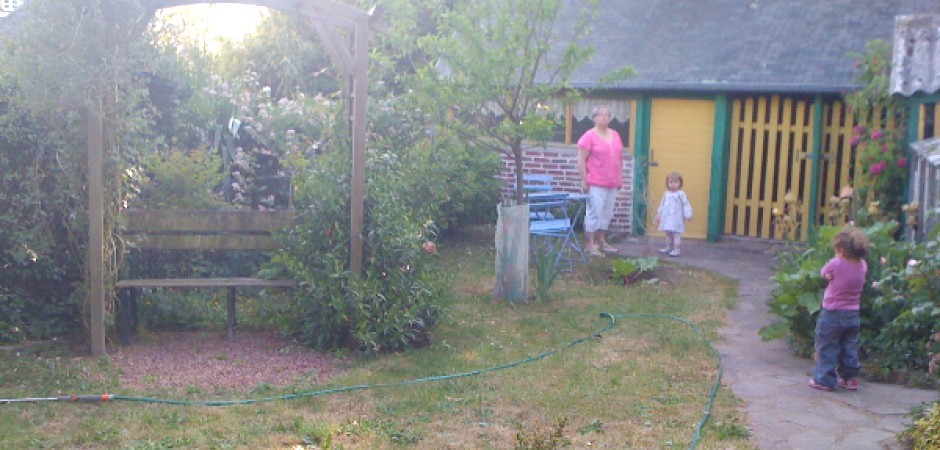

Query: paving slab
612;236;938;450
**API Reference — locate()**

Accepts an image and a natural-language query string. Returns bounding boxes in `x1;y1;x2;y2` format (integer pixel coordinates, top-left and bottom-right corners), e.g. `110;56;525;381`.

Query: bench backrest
519;173;553;193
120;210;293;251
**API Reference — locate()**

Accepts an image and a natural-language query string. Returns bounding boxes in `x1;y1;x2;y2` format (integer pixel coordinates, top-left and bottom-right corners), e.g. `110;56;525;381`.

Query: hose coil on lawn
1;312;723;450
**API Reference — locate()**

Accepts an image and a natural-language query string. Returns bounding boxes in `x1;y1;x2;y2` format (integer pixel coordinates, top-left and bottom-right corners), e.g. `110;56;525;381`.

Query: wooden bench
116;210;295;344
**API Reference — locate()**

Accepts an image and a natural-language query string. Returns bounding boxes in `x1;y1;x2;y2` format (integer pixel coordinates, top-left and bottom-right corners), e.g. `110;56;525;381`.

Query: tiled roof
553;0;940;94
890;15;940;97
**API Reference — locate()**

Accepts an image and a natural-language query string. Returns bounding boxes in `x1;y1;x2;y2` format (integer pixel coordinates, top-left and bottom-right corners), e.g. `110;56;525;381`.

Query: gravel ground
110;331;342;392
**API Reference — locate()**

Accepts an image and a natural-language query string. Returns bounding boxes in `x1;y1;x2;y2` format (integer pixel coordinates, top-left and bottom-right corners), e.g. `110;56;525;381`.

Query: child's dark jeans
813;308;861;388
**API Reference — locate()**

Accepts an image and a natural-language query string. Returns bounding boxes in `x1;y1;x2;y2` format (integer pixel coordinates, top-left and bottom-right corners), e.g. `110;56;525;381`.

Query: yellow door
648;98;714;239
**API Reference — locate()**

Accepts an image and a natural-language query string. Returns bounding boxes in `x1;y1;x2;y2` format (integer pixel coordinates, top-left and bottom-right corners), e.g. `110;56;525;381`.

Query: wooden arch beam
88;0;381;355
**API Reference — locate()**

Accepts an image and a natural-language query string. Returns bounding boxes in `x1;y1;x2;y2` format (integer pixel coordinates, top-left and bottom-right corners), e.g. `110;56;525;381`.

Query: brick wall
498;144;634;234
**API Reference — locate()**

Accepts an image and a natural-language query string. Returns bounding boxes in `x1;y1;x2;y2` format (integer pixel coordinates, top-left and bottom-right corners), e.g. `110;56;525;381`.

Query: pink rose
871;129;884;140
850;136;860;146
853;124;865;134
870;161;887;175
897;157;907;168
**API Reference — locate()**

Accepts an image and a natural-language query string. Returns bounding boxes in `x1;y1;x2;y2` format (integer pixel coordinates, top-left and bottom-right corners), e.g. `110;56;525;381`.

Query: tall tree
414;0;597;204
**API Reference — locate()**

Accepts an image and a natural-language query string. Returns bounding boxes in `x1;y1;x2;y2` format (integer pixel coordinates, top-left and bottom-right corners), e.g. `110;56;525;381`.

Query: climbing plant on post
846;39;909;220
0;0;158;355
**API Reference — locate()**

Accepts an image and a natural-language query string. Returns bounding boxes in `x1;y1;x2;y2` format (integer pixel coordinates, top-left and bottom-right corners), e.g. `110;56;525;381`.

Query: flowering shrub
851;124;907;216
846;39;909;219
868;239;940;374
197;71;333;210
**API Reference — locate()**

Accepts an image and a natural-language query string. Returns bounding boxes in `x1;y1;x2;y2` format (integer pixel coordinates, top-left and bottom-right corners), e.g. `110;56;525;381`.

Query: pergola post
87;101;106;356
348;18;369;275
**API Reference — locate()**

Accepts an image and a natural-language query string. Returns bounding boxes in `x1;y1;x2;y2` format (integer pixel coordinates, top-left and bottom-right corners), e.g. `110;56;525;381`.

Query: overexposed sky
156;3;268;50
1;3;266;34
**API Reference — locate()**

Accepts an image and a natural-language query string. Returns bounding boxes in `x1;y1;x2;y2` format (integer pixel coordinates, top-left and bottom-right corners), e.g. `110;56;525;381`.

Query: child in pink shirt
809;226;869;391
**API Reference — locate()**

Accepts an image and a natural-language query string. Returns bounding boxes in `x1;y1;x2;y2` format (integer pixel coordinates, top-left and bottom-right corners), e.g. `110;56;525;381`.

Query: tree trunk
493;202;529;302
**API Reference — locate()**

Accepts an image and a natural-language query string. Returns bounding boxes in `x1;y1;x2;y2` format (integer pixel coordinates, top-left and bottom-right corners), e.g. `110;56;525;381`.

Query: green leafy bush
403;136;501;233
135;147;226;209
367;89;502;233
759;239;829;356
867;239;940;373
0;90;85;343
268;150;446;352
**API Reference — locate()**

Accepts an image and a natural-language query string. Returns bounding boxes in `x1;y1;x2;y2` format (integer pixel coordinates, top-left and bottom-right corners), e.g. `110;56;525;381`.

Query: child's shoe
659;247;672;254
808;379;833;391
668;249;681;257
837;378;858;391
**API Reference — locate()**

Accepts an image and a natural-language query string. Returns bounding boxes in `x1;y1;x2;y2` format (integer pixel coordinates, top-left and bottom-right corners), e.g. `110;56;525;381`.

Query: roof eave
566;81;860;95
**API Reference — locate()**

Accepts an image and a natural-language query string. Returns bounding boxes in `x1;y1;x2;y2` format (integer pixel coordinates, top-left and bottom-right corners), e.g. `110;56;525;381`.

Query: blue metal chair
528;192;582;271
519;174;555;220
521;173;554;193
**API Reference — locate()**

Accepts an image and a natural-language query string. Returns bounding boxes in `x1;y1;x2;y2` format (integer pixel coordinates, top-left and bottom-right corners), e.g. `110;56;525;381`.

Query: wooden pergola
86;0;385;355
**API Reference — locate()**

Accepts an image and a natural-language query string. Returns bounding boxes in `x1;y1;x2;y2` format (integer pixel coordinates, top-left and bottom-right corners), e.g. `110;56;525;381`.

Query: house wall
497;145;635;234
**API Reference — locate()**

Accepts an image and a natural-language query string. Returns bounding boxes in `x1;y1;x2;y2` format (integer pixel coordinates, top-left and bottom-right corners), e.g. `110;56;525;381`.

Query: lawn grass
0;226;754;449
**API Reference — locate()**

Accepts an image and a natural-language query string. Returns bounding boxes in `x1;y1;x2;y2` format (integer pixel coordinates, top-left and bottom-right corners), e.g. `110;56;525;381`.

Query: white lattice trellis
909;137;940;240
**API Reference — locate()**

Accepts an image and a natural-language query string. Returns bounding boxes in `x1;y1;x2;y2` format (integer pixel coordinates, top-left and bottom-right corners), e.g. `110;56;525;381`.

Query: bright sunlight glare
156;3;267;51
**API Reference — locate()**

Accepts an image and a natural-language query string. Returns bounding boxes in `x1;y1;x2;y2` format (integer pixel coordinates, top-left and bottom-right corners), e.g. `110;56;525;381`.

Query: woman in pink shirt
577;106;623;257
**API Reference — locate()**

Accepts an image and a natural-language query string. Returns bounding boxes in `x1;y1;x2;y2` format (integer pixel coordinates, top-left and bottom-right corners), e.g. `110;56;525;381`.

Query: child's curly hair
833;226;869;260
665;171;683;188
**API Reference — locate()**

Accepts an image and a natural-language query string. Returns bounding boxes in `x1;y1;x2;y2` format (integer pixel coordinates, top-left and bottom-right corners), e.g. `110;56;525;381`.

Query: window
548;98;632;147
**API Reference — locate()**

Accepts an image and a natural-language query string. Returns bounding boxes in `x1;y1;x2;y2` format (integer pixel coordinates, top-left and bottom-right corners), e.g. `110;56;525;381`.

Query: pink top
820;257;867;310
578;128;623;189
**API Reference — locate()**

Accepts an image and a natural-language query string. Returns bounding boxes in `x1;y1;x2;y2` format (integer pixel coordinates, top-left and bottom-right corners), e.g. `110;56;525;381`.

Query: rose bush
846;39;909;220
852;124;907;216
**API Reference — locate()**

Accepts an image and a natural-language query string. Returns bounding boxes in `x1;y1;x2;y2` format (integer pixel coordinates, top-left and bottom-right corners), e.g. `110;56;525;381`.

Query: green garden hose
1;312;723;449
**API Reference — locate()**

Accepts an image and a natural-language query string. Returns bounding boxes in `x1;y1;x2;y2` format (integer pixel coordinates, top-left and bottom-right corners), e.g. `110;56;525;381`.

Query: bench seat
116;210;296;344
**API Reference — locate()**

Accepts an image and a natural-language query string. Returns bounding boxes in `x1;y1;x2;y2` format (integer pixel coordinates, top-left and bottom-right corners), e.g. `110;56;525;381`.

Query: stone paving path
613;237;938;450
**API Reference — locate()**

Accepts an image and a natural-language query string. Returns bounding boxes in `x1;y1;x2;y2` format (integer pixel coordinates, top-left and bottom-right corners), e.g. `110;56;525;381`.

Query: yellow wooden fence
725;96;814;240
724;96;907;241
